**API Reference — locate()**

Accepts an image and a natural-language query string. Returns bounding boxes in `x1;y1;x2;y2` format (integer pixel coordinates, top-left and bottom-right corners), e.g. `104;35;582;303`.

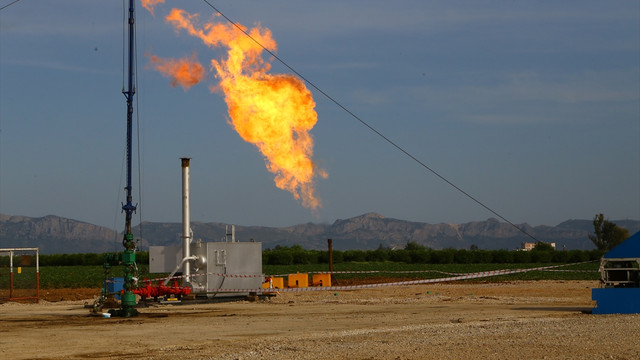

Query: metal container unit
150;241;263;297
191;241;263;296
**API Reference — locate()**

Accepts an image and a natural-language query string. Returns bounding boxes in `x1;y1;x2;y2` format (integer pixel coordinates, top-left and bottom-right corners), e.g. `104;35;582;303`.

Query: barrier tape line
186;262;597;294
414;268;598;276
299;261;597;275
540;269;598;273
143;260;596;283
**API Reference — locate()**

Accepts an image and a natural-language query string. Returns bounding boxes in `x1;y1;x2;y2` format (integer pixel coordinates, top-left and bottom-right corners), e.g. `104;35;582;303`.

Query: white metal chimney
181;157;192;284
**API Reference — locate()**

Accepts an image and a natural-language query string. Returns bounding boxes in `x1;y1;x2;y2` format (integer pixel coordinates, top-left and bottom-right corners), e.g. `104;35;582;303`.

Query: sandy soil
1;281;638;360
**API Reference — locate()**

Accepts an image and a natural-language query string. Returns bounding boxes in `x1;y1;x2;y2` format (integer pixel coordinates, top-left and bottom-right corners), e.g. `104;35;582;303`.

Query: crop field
0;261;600;290
266;261;600;282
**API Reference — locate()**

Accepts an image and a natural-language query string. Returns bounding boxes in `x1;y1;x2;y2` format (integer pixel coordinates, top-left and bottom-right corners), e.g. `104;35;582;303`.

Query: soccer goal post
0;248;39;302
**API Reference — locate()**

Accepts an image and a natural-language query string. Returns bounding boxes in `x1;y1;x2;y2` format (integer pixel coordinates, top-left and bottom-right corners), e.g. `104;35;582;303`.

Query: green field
0;261;600;290
264;261;600;282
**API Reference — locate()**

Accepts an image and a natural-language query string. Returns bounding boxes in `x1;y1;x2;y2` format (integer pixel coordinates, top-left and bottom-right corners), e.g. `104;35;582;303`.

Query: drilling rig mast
94;0;139;317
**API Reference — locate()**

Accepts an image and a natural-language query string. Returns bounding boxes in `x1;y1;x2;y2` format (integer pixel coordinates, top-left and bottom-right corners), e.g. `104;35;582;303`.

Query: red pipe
132;279;191;299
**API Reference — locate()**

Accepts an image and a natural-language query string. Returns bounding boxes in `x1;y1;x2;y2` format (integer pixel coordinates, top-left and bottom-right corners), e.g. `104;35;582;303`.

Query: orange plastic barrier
262;277;284;289
287;273;308;288
312;274;331;287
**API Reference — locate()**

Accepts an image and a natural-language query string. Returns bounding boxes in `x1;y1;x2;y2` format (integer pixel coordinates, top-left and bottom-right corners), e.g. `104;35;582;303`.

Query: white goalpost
0;248;40;302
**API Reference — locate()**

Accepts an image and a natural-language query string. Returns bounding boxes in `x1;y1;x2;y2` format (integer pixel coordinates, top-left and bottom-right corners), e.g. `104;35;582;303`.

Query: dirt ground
1;281;638;360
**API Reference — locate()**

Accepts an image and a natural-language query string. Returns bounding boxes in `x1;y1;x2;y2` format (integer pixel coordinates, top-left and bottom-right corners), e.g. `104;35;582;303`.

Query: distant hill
555;219;640;234
0;214;118;253
2;213;639;254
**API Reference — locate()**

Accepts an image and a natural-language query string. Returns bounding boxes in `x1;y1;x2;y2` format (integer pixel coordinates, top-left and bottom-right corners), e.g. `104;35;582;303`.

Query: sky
0;0;638;232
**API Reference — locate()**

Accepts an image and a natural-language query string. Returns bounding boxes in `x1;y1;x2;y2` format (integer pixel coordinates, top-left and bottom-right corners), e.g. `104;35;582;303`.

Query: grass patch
21;262;600;289
264;261;599;281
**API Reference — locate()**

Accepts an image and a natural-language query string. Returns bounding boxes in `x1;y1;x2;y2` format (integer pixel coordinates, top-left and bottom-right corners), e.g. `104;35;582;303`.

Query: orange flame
155;8;326;209
149;53;205;90
140;0;164;16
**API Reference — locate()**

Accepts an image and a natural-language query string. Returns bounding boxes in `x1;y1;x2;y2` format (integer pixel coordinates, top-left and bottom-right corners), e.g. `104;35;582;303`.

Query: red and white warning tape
267;270;439;277
540;269;597;273
267;262;597;277
142;261;596;287
201;261;597;294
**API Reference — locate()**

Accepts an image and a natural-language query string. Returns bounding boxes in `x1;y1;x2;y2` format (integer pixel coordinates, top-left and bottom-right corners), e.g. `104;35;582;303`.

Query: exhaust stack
181;157;192;284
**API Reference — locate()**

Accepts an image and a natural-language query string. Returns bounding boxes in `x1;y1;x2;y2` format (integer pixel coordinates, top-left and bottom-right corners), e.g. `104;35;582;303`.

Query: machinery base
108;306;139;318
592;288;640;314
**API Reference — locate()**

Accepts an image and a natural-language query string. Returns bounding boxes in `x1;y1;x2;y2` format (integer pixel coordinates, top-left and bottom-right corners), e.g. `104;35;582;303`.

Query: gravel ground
1;281;638;360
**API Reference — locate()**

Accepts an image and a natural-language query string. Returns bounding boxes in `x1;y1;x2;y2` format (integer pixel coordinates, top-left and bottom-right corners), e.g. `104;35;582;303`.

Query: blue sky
0;0;638;231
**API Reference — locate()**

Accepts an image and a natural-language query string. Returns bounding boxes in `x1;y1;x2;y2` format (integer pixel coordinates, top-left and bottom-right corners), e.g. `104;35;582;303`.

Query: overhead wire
0;0;22;12
200;0;538;242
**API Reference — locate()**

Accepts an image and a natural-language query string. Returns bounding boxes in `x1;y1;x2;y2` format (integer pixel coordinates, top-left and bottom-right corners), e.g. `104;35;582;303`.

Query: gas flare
140;0;164;16
149;53;205;90
149;7;327;209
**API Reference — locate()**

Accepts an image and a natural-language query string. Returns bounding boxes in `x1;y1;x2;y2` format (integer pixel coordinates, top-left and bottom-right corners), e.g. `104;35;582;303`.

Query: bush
343;250;367;262
471;250;493;263
136;251;149;264
551;251;570;263
533;242;555;251
366;249;390;262
264;250;293;265
491;249;514;263
291;245;316;264
389;250;411;263
454;249;473;264
332;250;344;263
530;250;553;263
512;250;531;263
405;242;426;251
431;249;455;264
409;249;430;264
589;249;605;261
316;251;329;263
567;250;590;263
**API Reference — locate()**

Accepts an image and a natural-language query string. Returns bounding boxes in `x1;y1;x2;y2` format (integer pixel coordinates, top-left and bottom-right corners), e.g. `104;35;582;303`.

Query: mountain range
1;213;639;254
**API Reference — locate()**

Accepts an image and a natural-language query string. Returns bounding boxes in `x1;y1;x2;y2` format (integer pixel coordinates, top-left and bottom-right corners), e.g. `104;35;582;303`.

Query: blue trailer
592;231;640;314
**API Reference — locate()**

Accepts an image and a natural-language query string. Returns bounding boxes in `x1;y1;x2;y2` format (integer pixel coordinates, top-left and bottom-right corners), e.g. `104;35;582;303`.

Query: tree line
263;243;604;266
0;246;604;267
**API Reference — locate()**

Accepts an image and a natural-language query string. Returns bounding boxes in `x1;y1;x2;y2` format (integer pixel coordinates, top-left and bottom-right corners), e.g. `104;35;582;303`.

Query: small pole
181;157;192;286
9;250;13;299
328;239;334;284
36;249;40;303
